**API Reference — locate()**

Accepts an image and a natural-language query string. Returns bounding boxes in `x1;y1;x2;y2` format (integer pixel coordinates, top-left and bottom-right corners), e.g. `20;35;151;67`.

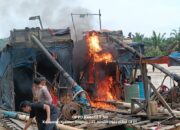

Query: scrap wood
158;107;180;117
158;123;180;130
127;120;150;130
57;123;83;130
93;100;180;117
75;123;88;129
141;122;160;129
2;109;82;130
9;118;37;130
132;120;150;126
94;107;131;114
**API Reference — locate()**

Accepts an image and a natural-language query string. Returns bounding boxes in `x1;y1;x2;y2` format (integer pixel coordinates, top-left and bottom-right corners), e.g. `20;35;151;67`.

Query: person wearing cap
20;100;59;130
32;77;52;104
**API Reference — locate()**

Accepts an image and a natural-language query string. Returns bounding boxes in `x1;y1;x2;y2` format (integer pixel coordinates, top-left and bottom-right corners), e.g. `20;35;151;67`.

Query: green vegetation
132;28;180;57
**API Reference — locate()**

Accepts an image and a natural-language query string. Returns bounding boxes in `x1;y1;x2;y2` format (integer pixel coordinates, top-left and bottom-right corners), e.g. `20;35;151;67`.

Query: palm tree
144;31;166;57
151;31;166;50
132;32;144;42
170;28;180;51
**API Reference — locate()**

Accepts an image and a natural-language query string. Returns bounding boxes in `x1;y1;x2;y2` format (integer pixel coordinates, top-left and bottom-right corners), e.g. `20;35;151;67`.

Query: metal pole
99;9;102;30
38;16;43;29
71;13;78;43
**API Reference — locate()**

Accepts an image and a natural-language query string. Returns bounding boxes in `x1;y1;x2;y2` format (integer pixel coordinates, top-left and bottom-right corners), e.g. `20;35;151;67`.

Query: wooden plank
160;125;180;130
132;120;150;125
9;118;37;130
76;123;88;129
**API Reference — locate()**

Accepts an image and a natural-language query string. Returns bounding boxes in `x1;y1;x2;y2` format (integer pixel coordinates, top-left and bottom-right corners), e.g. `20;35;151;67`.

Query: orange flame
85;32;118;110
96;77;117;101
90;101;117;110
86;32;113;63
90;77;117;110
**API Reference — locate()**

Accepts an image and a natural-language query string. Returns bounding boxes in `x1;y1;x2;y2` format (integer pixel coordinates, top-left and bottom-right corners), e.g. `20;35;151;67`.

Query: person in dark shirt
20;101;59;130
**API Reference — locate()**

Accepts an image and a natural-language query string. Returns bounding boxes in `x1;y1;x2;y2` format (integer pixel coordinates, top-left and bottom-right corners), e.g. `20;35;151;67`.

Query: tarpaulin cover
142;56;169;64
169;51;180;66
117;43;144;79
0;49;11;77
141;51;180;66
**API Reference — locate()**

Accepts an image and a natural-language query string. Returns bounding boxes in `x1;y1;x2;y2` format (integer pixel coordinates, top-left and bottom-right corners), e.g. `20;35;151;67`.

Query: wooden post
140;63;150;117
147;79;176;118
106;34;177;118
141;64;149;101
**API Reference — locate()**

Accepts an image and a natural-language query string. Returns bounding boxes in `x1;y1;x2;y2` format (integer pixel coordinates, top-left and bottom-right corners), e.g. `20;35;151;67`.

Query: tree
132;32;144;42
143;31;166;57
170;27;180;51
151;31;166;50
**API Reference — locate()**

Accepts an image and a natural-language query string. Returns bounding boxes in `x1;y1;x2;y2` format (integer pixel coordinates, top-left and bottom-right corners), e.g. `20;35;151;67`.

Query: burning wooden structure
80;31;120;109
71;30;180;129
0;28;180;130
77;31;144;110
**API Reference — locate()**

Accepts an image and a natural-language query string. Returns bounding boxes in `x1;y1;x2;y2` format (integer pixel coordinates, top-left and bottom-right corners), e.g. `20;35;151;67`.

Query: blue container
137;82;145;99
124;82;145;103
124;84;140;103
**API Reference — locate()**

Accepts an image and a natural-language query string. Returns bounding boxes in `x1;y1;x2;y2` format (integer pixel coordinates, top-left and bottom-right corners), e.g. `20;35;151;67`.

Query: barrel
124;82;146;103
124;83;140;103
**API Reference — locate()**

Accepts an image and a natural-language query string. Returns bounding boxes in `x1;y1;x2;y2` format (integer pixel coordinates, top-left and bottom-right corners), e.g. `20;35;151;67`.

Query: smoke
0;0;94;40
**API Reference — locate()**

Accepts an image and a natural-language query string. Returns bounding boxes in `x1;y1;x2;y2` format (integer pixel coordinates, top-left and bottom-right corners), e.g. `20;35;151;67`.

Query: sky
0;0;180;38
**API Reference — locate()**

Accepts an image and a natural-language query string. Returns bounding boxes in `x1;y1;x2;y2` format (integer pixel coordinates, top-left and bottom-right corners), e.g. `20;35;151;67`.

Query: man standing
20;101;59;130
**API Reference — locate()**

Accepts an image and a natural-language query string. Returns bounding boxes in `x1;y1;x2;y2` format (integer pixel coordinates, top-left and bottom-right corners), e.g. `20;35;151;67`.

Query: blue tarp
117;43;144;79
137;51;180;66
169;51;180;59
0;41;74;110
169;51;180;66
0;50;11;77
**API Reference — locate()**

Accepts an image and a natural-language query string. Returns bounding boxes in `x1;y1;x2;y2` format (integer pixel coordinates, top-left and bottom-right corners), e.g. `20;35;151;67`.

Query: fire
86;32;113;63
87;32;101;53
96;77;116;101
90;77;117;110
94;53;113;63
90;101;117;110
85;31;118;110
